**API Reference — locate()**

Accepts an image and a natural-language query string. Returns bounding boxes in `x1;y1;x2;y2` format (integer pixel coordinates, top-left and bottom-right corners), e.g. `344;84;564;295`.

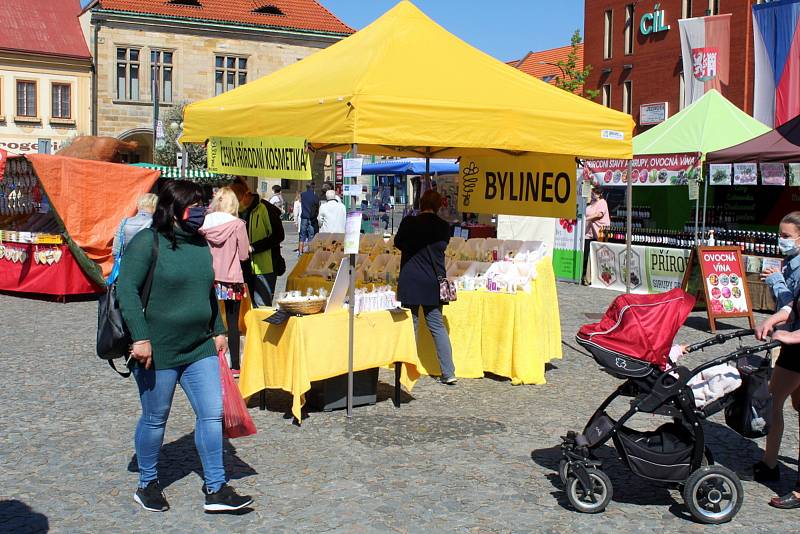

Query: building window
604;10;613;59
215;56;247;96
116;47;141;100
51;83;71;119
16;80;37;117
151;50;173;103
682;0;693;18
624;5;634;55
679;72;686;110
623;81;633;114
707;0;719;15
602;84;611;108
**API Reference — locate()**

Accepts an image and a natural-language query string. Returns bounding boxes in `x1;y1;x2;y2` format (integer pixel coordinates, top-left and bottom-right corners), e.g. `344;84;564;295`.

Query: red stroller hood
577;288;696;369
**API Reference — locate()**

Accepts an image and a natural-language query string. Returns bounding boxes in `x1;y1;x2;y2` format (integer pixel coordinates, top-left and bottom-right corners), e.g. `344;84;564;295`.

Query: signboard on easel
681;246;755;332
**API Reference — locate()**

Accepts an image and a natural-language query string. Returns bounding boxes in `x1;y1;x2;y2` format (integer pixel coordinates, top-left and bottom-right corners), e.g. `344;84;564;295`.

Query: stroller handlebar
686;340;780;378
684;329;755;353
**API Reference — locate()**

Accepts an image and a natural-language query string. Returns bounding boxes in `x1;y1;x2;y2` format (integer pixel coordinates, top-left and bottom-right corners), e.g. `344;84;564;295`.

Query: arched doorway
117;128;154;163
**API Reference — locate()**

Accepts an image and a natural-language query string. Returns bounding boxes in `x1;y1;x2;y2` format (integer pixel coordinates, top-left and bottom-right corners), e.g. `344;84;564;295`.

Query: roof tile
94;0;354;35
0;0;91;59
510;44;583;85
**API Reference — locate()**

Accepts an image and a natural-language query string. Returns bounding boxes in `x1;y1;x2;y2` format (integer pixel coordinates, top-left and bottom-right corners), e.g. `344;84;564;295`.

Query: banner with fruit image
553;217;584;282
589;241;691;294
583;153;702;187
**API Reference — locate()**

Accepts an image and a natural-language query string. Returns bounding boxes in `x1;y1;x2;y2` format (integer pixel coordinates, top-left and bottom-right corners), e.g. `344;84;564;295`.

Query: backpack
96;229;159;377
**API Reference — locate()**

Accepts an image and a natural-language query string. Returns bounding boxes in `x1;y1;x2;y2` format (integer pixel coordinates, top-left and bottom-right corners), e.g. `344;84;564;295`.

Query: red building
584;0;762;132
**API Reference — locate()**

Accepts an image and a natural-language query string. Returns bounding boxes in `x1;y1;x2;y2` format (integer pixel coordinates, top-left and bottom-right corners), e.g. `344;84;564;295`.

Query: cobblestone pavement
2;231;799;532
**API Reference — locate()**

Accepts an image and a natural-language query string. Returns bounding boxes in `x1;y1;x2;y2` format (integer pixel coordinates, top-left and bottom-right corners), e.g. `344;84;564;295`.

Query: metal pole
701;163;708;244
625;159;633;293
151;64;159;164
347;143;357;418
693;195;700;246
424;148;431;191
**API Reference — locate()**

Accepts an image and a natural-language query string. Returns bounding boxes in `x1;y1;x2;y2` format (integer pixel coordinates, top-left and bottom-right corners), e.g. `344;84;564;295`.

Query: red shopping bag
217;350;257;439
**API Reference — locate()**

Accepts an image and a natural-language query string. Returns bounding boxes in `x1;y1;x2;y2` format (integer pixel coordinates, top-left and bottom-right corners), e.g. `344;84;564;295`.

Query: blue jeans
249;272;277;308
133;355;225;492
410;305;456;379
299;217;316;243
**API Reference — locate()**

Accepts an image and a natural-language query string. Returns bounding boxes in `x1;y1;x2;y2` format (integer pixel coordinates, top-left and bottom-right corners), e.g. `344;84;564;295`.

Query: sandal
769;491;800;509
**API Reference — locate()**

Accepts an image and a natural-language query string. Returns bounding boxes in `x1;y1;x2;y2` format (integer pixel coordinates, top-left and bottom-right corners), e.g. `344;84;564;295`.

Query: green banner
207;136;311;179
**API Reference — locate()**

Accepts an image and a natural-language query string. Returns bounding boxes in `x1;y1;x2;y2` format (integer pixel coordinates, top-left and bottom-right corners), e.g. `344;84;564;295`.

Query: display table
286;256;563;385
240;308;422;422
0;243;101;297
588;241;778;311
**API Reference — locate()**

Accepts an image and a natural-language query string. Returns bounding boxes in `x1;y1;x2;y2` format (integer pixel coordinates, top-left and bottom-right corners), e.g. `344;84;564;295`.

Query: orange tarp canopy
28;155;160;280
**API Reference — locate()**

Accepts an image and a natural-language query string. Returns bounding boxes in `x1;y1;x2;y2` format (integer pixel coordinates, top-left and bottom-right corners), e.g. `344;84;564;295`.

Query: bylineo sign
640;4;670;35
457;154;576;219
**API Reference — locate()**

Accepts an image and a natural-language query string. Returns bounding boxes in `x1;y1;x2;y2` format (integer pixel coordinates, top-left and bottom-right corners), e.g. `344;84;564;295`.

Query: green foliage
154;101;207;168
554;29;600;100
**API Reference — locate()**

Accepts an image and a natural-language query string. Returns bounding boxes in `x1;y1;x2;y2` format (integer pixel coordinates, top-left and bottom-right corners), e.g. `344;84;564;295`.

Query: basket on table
276;297;327;315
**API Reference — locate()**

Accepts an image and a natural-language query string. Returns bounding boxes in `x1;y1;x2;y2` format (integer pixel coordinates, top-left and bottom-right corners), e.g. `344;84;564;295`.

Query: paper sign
688;178;699;200
344;212;362;254
206;136;311;179
709;164;732;186
457;154;576;219
761;162;787;186
343;184;362;196
788;163;800;187
733;163;757;185
343;158;363;178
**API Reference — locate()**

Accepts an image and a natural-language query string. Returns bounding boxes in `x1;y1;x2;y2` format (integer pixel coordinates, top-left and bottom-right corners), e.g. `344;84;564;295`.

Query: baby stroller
561;288;777;524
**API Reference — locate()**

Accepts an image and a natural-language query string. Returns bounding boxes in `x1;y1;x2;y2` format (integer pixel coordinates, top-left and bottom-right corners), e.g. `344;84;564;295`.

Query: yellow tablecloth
285;256;563;385
240;308;421;421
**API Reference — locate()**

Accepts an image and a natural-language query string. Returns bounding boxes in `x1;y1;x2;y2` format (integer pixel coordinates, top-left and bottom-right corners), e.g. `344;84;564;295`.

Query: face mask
778;237;799;256
182;206;206;233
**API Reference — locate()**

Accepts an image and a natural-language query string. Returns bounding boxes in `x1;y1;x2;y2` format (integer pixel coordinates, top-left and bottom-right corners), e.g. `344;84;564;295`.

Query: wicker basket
277;298;326;315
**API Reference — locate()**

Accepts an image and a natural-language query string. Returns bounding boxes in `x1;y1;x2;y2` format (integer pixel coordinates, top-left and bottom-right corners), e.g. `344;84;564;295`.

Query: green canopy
633;90;770;156
129;163;230;184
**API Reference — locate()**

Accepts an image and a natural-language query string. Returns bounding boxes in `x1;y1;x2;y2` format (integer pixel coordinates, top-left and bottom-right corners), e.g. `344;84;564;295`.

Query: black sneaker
204;484;253;512
134;481;169;512
751;460;780;482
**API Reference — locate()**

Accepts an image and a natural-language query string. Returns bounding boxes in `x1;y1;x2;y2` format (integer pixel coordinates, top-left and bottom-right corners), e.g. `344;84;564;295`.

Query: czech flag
753;0;800;128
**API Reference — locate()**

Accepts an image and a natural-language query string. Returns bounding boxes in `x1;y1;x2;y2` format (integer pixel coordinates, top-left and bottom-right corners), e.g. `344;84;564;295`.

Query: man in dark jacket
230;178;285;307
299;183;320;253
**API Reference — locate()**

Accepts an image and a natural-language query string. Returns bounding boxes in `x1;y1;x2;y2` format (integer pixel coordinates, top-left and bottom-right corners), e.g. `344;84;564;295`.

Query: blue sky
80;0;584;62
319;1;584;61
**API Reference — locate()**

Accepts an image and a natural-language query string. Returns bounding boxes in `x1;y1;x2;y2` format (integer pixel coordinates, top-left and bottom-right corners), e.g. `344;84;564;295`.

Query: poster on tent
789;164;800;187
457;154;576;218
553;217;585;282
733;163;757;185
589;241;691;294
583;153;702;187
206;136;312;179
709;164;732;185
760;163;787;186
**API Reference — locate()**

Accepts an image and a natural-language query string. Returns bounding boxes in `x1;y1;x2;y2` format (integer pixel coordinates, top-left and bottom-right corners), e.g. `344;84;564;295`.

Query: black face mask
182;206;206;233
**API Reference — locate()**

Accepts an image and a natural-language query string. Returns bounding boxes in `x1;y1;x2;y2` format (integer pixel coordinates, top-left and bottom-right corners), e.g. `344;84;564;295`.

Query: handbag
426;244;457;303
96;229;159;376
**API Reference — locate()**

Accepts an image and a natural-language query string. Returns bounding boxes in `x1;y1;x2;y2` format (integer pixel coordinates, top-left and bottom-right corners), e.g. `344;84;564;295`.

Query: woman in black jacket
394;190;456;385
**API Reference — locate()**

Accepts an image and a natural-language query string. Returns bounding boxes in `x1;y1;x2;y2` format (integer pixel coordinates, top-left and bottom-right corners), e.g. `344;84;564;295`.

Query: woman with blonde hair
199;187;250;376
112;193;158;256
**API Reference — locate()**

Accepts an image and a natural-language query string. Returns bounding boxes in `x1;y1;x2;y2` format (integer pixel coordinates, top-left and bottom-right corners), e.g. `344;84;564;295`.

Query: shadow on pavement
127;433;257;490
376;381;415;405
0;499;49;533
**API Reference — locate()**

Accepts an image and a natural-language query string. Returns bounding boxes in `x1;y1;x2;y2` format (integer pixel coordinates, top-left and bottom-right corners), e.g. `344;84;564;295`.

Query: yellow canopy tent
182;1;633;160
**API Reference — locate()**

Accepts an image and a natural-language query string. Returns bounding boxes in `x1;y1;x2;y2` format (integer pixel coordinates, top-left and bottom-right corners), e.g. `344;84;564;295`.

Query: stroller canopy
577;288;696;369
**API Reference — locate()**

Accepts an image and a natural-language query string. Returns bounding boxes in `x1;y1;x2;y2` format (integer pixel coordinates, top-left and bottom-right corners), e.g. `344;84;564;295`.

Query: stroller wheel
683;466;743;524
558;459;570;485
566;468;612;514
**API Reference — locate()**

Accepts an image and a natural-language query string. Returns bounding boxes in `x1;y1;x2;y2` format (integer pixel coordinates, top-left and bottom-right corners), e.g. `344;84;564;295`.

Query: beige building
81;0;353;163
0;0;92;155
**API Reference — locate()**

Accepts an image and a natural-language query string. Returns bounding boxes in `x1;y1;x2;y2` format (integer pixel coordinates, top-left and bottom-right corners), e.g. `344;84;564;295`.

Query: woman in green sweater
118;180;252;513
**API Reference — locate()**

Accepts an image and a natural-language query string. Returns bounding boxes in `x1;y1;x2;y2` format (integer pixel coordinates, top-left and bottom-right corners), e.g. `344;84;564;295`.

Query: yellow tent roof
182;0;634;159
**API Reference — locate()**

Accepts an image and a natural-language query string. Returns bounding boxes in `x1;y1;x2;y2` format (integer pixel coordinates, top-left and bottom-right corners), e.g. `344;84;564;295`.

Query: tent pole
347;143;357;419
693;194;700;246
625;159;633;293
425;148;431;192
701;163;708;244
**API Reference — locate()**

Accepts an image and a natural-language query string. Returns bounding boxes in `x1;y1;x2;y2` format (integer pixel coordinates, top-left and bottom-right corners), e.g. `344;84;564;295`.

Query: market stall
583;90;772;303
181;0;633;412
0;155;158;297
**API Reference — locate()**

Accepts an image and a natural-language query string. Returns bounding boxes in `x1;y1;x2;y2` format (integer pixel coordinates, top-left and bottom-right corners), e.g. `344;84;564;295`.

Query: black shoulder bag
96;229;159;377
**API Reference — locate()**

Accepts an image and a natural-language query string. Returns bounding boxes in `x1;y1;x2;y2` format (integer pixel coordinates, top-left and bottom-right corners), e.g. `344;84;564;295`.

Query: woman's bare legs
763;367;800;468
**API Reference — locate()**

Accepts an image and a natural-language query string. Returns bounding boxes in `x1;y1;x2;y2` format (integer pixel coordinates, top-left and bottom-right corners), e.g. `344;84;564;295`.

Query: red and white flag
679;15;731;105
